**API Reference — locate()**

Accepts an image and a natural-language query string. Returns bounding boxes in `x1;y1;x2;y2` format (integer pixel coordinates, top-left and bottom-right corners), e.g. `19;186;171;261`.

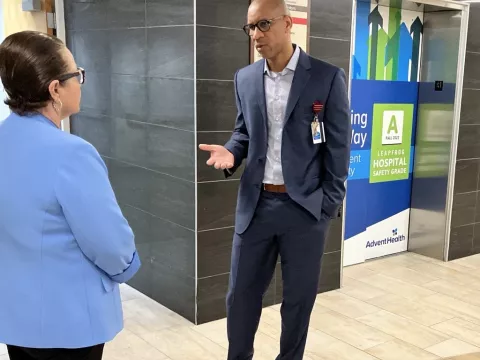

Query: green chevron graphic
368;5;383;80
368;28;388;81
410;16;423;82
364;0;423;82
377;29;388;80
386;8;401;81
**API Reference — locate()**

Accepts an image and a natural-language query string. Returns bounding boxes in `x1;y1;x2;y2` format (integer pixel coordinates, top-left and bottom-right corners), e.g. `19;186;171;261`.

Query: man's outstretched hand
199;144;234;170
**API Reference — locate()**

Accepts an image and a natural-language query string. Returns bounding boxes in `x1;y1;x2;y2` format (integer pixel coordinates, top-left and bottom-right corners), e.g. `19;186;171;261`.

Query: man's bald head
249;0;290;16
246;0;293;62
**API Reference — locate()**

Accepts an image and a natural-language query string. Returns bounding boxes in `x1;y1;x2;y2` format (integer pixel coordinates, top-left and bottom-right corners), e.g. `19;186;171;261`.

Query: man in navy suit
199;0;351;358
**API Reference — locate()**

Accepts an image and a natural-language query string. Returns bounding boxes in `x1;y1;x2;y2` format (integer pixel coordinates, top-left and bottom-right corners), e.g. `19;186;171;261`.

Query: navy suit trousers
226;190;330;360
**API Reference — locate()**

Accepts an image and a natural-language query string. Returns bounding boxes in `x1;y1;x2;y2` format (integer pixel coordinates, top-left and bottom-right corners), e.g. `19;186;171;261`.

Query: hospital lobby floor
4;252;480;359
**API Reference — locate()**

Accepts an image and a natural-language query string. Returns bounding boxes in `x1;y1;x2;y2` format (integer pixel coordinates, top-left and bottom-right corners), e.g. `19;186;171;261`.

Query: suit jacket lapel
255;60;268;141
285;50;311;123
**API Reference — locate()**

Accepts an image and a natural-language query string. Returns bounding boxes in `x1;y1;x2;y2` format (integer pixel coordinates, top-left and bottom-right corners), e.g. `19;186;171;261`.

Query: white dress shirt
263;45;301;185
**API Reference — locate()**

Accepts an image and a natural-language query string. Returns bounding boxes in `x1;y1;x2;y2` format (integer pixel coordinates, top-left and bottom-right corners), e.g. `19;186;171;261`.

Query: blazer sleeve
54;140;141;284
322;68;352;218
224;70;249;177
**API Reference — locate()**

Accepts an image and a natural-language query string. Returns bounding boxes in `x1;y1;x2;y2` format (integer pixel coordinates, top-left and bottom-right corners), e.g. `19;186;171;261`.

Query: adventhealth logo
382;110;404;145
366;229;406;248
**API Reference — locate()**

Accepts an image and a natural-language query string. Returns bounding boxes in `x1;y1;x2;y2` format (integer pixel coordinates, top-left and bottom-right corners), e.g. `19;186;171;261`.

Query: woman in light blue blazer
0;31;141;360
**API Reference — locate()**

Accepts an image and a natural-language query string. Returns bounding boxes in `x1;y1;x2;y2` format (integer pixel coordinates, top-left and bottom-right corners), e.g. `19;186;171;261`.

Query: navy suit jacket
225;48;351;235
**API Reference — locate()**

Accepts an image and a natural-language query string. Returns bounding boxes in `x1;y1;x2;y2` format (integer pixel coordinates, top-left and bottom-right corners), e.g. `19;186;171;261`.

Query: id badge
312;121;323;144
311;116;326;144
311;101;326;144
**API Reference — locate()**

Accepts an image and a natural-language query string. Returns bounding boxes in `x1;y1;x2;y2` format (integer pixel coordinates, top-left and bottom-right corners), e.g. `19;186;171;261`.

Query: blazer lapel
255;60;268;141
285;50;311;123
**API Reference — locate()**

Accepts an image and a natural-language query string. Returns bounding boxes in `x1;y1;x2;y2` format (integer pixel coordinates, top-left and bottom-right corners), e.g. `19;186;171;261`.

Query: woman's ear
48;80;60;102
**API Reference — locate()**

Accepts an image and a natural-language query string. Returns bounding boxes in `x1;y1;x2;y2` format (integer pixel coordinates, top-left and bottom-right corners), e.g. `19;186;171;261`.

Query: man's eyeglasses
242;16;285;36
58;67;85;85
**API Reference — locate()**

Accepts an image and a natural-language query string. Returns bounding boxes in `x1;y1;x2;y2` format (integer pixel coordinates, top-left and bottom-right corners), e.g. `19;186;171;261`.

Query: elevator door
344;0;424;266
408;8;463;261
343;0;468;266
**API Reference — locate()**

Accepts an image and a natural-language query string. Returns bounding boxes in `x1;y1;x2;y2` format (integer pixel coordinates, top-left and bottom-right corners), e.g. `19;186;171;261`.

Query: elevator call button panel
435;81;444;91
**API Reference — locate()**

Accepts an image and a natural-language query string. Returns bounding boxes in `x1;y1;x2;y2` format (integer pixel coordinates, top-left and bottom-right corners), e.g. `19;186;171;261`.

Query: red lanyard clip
313;101;323;114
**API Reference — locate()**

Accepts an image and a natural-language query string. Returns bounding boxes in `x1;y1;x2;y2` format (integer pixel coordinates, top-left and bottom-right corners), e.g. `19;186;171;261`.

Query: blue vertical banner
344;0;423;266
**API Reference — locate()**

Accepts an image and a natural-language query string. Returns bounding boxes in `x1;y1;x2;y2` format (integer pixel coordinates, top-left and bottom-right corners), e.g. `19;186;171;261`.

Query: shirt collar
11;112;60;129
264;44;301;76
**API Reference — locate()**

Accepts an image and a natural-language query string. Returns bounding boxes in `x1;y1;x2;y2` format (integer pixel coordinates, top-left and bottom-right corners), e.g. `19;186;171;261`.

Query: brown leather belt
263;183;287;193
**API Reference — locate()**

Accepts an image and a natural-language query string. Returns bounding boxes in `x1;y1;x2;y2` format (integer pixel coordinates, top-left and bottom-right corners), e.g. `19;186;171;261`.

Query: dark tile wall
64;0;196;322
449;3;480;261
196;0;353;323
195;0;251;324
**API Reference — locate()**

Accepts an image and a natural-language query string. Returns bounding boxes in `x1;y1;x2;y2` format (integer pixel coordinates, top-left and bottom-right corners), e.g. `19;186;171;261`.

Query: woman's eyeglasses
58;67;85;85
242;16;285;36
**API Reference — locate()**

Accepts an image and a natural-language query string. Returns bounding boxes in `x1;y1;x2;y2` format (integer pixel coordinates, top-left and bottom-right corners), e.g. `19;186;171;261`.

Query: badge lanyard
311;101;325;144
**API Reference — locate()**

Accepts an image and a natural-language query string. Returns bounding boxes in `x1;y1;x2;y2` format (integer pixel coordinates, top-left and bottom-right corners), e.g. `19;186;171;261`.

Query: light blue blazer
0;113;141;349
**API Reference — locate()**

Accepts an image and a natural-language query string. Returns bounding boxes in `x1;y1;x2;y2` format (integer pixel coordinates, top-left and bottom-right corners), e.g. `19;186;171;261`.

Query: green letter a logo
387;115;398;134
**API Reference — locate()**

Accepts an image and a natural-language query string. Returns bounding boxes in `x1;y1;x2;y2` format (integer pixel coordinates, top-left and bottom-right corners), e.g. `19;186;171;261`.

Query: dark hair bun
0;31;67;116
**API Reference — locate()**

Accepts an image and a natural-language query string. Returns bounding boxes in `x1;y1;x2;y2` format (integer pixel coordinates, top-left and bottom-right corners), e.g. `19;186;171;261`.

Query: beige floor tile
357;310;449;348
363;253;428;270
122;298;191;332
305;329;378;360
311;300;333;314
424;280;480;303
462;280;480;293
104;329;169;360
120;284;146;302
367;293;456;326
366;339;439;360
232;329;314;360
423;294;480;325
305;328;340;349
141;327;227;360
358;274;436;300
339;276;387;301
343;265;377;280
438;260;480;275
124;318;153;337
445;353;480;360
426;338;480;358
309;310;392;350
431;318;480;347
358;260;398;273
252;331;281;360
449;314;480;327
377;266;439;286
191;318;228;348
0;345;6;356
315;291;381;319
271;304;282;311
258;308;282;340
451;255;480;269
424;281;480;308
406;252;442;264
407;262;475;285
